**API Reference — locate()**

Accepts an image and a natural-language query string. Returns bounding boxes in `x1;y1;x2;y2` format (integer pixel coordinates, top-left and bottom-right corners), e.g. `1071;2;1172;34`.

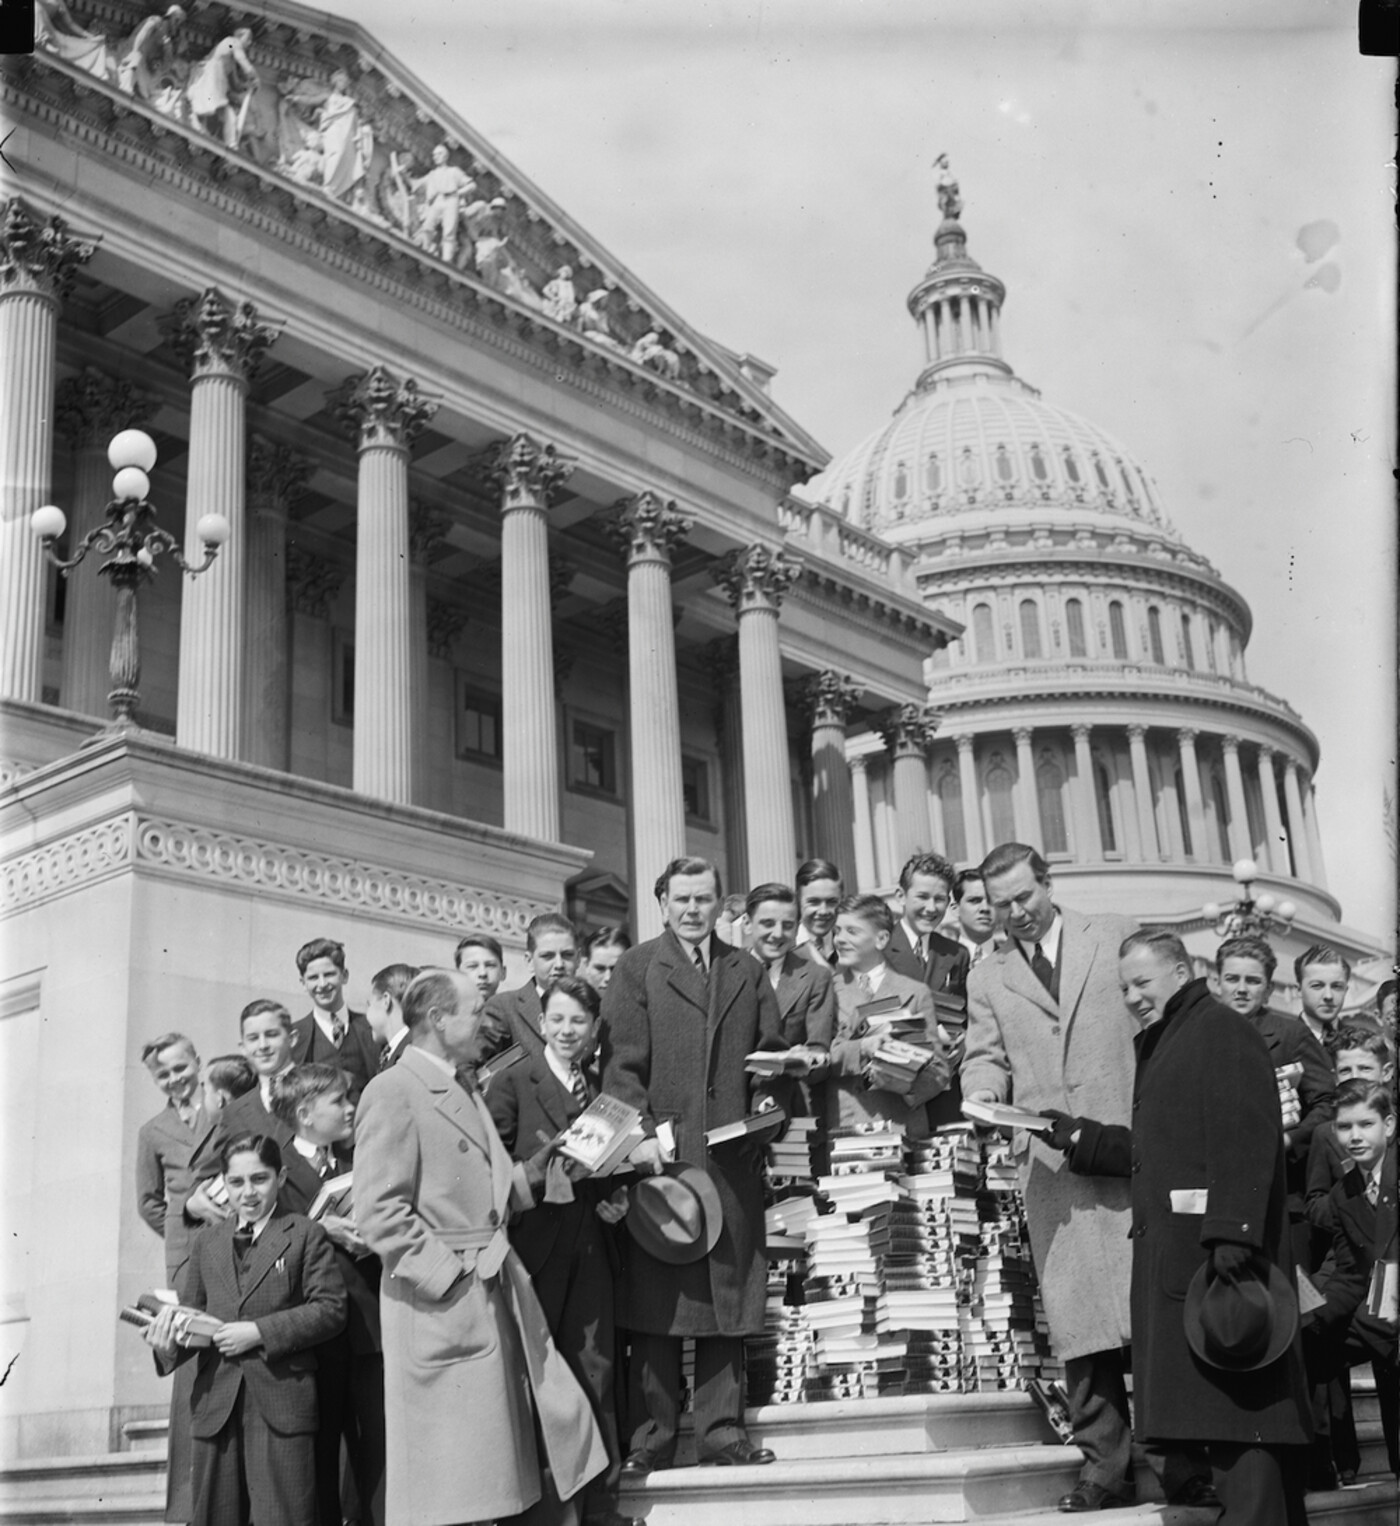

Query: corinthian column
1281;757;1314;882
0;201;96;701
1071;725;1102;861
610;493;692;936
850;753;876;890
244;437;309;770
955;734;985;863
333;365;439;804
877;703;940;865
1220;735;1252;863
1176;728;1209;861
53;368;153;717
1302;776;1328;891
490;434;572;840
1255;745;1286;875
701;636;748;893
1126;725;1159;861
714;544;802;886
166;288;279;758
409;502;451;806
798;671;863;888
1012;727;1036;844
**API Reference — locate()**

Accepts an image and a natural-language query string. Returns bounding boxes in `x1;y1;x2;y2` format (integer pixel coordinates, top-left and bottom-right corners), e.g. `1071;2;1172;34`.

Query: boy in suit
887;852;971;997
144;1133;347;1526
793;858;842;968
454;932;506;1004
827;894;948;1140
483;912;580;1056
580;927;631;1000
271;1064;385;1526
366;963;417;1073
1296;944;1353;1051
485;975;630;1526
1304;1079;1399;1478
293;938;381;1099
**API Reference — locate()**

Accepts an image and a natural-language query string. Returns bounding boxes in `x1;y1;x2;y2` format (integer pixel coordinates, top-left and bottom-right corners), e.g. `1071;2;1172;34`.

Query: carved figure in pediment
464;197;540;307
577;287;619;349
411;145;477;265
36;0;116;81
186;27;258;149
117;5;185;103
318;69;373;203
630;328;681;381
543;265;577;324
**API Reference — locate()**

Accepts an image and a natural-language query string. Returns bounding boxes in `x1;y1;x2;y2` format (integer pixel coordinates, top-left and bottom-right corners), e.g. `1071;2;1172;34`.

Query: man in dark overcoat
1051;929;1313;1525
600;856;784;1471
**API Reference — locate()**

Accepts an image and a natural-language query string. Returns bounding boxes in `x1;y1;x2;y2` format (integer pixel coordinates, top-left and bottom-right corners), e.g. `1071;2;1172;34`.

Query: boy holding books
484;975;630;1526
271;1064;385;1526
827;894;949;1140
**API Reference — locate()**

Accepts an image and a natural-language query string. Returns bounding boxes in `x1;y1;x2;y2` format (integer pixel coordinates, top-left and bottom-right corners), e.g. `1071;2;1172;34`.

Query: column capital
1071;723;1092;744
0;199;97;301
712;543;802;612
848;752;869;775
165;287;279;382
608;490;692;565
1126;723;1148;743
877;702;941;758
1177;727;1200;747
426;597;470;659
1283;754;1302;777
1257;741;1276;761
286;546;347;619
1012;726;1034;747
332;364;439;451
408;500;452;564
1221;733;1242;755
54;367;153;446
248;435;311;514
489;431;574;510
798;671;863;729
954;732;976;754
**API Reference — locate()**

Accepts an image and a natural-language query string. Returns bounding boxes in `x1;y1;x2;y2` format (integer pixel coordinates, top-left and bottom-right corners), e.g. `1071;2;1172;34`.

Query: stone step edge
977;1478;1399;1526
0;1452;166;1481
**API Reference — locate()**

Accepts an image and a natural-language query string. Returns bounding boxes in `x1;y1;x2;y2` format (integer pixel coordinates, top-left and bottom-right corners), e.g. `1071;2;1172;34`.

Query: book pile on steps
748;1123;1062;1405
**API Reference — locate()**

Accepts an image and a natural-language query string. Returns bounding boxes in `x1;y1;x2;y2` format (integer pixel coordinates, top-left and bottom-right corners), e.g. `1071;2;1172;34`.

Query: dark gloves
1041;1109;1084;1154
1210;1242;1254;1284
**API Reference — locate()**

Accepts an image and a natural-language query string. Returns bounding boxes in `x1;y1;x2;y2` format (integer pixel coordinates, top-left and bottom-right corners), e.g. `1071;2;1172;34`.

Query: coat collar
527;1051;575;1134
986;934;1058;1019
399;1044;492;1154
775;951;811;1019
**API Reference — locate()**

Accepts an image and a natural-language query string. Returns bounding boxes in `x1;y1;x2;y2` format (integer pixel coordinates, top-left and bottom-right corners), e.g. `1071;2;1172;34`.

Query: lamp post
1202;857;1299;941
31;429;229;735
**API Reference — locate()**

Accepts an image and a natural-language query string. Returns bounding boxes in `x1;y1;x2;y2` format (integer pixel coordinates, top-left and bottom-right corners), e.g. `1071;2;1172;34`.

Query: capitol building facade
0;0;1385;1468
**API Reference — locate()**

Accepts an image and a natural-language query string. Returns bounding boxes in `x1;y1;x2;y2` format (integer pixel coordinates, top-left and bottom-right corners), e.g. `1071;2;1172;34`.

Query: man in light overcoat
355;969;607;1526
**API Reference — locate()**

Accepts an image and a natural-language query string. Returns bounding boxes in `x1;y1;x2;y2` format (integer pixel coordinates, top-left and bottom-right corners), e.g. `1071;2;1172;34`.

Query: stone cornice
9;54;823;489
789;569;948;646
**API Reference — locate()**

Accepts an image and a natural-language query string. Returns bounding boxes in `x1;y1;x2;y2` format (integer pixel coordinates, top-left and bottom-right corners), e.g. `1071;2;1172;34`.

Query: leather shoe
1167;1477;1221;1508
698;1438;776;1466
620;1449;671;1476
1057;1480;1134;1512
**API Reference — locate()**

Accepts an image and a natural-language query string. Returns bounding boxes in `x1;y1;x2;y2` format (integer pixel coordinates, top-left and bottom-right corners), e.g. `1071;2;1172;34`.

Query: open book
557;1093;645;1176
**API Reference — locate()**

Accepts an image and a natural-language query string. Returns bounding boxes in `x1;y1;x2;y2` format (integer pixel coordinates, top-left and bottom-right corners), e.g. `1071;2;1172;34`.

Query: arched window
986;757;1016;846
1095;760;1117;853
1029;444;1049;483
937;767;967;863
972;603;996;665
1147;607;1165;665
893;461;909;501
958;445;980;488
1119;461;1138;505
1036;756;1069;854
1065;598;1087;657
925;453;942;494
994;444;1014;484
1019;599;1043;659
1108;600;1128;660
1063;448;1081;484
1211;771;1231;862
1181;613;1196;670
1094;455;1112;491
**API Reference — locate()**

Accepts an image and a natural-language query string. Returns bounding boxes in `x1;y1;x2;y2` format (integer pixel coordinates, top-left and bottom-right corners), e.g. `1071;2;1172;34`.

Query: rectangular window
455;679;502;761
1108;601;1128;660
570;719;618;797
682;755;712;823
332;631;354;725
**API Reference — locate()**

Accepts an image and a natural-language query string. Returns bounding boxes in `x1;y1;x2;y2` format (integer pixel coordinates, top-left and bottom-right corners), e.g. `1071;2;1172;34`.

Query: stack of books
767;1115;819;1186
747;1262;818;1406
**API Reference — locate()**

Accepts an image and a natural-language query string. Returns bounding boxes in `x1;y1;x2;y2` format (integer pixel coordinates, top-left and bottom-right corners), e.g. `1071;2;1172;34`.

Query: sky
328;0;1396;944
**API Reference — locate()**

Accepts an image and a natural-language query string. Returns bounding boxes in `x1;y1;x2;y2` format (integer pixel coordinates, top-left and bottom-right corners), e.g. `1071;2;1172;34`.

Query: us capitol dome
798;164;1370;978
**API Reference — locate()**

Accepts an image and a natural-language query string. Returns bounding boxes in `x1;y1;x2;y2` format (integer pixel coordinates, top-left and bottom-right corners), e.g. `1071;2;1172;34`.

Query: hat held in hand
1183;1260;1298;1372
626;1161;723;1265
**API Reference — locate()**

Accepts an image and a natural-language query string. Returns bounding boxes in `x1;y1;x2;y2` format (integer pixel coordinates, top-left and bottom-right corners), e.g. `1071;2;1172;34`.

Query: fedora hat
1183;1259;1297;1372
626;1161;723;1265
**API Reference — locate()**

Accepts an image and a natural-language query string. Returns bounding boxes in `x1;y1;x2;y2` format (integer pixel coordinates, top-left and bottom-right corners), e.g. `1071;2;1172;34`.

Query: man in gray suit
962;843;1210;1514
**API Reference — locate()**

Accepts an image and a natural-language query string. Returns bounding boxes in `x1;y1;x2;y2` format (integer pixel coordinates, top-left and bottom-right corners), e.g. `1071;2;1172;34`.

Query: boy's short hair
141;1031;195;1065
1327;1022;1396;1067
370;963;419;1004
525;913;576;953
1214;934;1277;982
836;893;894;937
296;937;347;976
239;998;291;1034
898;852;957;894
582;925;630;959
221;1131;284;1173
795;858;841;890
721;893;748;920
205;1054;257;1100
541;974;601;1024
1119;928;1192;970
653;856;721;902
1294;943;1352;984
1333;1077;1396;1121
454;933;504;968
745;882;796;917
269;1062;346;1127
952;869;984;903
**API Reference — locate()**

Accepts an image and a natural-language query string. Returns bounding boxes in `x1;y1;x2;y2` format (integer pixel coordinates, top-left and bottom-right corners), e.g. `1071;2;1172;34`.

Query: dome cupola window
972;602;996;665
1180;613;1196;670
958;445;980;494
1147;606;1166;666
1093;455;1112;492
994;443;1015;484
1118;460;1138;506
893;461;910;502
1019;599;1043;659
1065;598;1087;658
1063;448;1081;484
1108;600;1129;660
1029;443;1049;483
925;453;943;495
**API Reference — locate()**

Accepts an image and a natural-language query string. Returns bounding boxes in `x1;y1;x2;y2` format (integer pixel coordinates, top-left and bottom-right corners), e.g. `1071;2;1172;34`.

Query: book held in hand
746;1048;818;1077
557;1093;645;1176
309;1171;354;1222
961;1098;1053;1134
119;1291;222;1347
706;1107;787;1147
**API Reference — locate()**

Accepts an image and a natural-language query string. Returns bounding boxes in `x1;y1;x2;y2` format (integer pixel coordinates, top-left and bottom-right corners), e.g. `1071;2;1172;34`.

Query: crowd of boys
134;849;1397;1526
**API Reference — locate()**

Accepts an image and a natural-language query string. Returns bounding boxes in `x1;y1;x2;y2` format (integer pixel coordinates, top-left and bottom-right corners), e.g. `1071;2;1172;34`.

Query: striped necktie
569;1064;589;1109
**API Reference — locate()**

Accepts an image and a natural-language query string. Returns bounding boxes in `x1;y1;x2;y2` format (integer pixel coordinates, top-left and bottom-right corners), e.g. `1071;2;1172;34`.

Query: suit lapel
471;1090;514;1214
1054;908;1093;1022
707;941;744;1035
532;1056;574;1133
776;955;805;1021
660;931;708;1016
992;939;1059;1020
238;1213;292;1306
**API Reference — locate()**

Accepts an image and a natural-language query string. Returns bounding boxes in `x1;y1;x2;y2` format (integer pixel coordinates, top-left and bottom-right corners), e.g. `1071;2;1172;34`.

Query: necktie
330;1015;346;1048
569;1064;589;1109
312;1146;332;1178
233;1222;254;1265
1366;1175;1379;1207
1031;941;1055;995
693;945;707;978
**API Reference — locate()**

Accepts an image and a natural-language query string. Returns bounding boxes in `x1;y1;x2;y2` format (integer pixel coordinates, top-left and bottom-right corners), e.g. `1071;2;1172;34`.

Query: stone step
0;1452;165;1502
978;1481;1399;1526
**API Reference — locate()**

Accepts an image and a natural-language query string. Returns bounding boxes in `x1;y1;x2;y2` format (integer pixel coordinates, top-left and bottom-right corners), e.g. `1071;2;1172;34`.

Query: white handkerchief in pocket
1169;1188;1209;1215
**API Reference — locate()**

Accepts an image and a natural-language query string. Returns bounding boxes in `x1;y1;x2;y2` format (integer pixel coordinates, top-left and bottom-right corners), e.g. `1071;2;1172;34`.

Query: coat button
707;1086;715;1099
1050;1025;1060;1036
488;1210;500;1227
1132;1100;1140;1111
457;1139;470;1152
1131;1161;1141;1173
